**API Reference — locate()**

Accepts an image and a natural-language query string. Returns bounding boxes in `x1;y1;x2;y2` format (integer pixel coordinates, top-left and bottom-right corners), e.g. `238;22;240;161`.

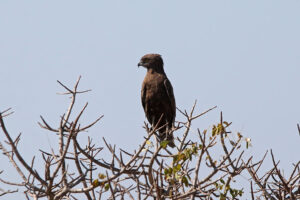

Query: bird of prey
138;54;176;148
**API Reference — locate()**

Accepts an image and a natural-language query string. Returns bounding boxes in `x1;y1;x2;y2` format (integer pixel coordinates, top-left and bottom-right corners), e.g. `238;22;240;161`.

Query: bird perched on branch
138;54;176;148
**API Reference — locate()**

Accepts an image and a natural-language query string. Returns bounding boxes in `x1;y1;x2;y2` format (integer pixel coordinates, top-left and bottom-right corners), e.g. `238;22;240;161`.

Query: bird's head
138;54;164;73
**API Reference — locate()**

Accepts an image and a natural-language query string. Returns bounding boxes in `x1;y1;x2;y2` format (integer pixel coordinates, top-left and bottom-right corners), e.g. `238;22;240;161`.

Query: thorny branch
0;77;299;199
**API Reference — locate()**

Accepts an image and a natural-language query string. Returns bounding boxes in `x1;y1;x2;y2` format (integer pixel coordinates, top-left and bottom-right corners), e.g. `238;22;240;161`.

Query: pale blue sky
1;1;300;199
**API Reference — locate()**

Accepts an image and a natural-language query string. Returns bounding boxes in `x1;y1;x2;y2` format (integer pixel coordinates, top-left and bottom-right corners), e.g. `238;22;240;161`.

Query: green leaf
230;188;234;196
212;125;217;136
160;140;169;148
173;155;178;163
98;173;106;180
192;146;198;154
164;168;168;175
175;173;180;180
92;179;99;187
182;176;189;187
238;189;244;196
178;153;185;161
164;168;172;176
173;164;181;172
104;183;110;191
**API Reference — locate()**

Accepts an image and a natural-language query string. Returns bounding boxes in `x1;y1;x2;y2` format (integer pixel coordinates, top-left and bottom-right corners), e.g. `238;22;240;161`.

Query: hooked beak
137;61;143;67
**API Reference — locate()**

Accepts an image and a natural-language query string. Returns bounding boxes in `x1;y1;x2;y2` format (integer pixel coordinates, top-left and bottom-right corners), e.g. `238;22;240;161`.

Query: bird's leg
150;117;155;132
165;119;170;140
151;117;161;141
165;120;175;148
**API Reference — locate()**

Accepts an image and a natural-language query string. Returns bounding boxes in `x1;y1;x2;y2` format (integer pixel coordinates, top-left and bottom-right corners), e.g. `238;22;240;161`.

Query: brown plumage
138;54;176;148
